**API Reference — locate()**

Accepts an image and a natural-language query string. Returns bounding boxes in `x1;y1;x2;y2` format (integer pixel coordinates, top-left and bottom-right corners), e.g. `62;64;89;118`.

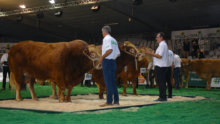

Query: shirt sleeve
156;44;165;56
1;54;6;63
104;38;112;52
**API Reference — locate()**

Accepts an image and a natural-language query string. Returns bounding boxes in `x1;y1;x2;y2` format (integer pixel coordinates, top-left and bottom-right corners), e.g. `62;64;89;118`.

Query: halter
123;44;143;71
83;49;102;70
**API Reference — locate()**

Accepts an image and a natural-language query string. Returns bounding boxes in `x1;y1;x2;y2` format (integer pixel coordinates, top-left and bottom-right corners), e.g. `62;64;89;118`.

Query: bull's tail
10;72;16;90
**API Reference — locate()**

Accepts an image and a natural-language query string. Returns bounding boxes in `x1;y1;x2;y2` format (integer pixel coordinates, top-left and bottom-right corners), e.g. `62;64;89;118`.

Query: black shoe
0;88;5;91
154;98;167;102
168;96;172;98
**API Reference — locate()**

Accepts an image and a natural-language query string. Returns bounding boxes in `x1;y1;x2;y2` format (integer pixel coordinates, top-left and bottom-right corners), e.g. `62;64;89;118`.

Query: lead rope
83;50;102;76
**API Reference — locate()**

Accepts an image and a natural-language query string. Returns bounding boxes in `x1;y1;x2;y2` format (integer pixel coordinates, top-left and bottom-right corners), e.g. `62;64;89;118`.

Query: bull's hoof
134;93;138;96
122;94;127;96
32;98;39;101
50;95;59;99
16;98;23;101
99;96;104;99
59;100;66;103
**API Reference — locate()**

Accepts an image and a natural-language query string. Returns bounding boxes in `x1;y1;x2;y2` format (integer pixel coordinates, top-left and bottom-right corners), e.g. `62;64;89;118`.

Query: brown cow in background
183;59;220;90
9;40;102;102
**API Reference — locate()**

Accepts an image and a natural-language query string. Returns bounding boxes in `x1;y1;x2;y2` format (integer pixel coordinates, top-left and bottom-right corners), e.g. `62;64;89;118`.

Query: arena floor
0;82;219;124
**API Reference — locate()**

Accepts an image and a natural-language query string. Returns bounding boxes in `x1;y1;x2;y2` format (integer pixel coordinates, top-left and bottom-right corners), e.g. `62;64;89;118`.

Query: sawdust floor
0;94;206;112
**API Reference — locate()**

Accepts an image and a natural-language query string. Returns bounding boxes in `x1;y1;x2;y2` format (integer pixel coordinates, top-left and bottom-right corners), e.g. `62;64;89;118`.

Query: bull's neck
116;50;135;71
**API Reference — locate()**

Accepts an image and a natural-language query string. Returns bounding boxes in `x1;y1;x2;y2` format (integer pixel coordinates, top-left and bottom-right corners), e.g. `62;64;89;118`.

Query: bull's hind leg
65;87;73;102
132;80;138;95
14;74;24;101
122;77;128;96
25;74;38;100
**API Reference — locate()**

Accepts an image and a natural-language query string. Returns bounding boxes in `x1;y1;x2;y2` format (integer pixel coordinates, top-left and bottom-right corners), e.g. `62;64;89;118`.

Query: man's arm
147;51;162;59
1;55;5;64
98;49;113;64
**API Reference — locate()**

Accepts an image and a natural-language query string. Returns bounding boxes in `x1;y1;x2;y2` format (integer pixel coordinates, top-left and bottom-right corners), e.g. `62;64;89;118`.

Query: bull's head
121;41;145;61
83;44;102;70
139;47;153;63
182;59;193;71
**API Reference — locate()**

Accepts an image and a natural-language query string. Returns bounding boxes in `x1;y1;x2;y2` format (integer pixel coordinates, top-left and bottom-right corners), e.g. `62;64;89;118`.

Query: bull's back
194;59;220;77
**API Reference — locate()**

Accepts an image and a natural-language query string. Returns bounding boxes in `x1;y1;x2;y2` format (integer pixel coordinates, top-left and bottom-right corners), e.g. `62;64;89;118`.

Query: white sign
211;78;220;87
85;73;92;80
140;68;146;73
124;66;127;72
171;27;220;39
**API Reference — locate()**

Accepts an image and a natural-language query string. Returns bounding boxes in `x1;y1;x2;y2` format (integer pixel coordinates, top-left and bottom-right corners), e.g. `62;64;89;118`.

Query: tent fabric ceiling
0;0;220;42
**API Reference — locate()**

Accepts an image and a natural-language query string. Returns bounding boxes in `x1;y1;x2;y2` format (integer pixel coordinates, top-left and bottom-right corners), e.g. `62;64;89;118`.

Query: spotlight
16;15;23;22
54;11;63;17
49;0;55;4
133;0;143;5
91;5;100;12
36;12;44;19
20;5;26;8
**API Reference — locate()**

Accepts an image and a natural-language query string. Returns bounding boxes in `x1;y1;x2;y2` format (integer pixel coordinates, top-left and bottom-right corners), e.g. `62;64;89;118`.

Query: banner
171;27;220;39
138;74;145;84
211;78;220;87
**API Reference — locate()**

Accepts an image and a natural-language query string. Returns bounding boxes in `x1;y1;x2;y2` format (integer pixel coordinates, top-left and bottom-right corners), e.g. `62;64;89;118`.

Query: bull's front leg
26;75;38;100
121;77;128;96
185;72;190;88
50;82;58;99
59;87;66;102
65;87;73;102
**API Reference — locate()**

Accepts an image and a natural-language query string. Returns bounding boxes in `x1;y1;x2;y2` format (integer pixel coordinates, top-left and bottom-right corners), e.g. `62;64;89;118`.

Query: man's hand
117;54;120;57
146;50;152;55
98;57;104;64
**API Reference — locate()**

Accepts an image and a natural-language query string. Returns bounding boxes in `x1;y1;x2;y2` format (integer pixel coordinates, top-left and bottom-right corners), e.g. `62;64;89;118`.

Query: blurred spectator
182;39;190;58
0;47;10;91
196;49;204;59
191;38;199;58
173;52;182;90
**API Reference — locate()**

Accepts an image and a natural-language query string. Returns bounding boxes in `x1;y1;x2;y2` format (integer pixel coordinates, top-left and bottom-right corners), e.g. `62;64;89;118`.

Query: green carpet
0;82;219;124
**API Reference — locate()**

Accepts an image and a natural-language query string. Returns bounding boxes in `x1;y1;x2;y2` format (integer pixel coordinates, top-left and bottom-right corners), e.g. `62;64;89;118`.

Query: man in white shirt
173;52;182;90
147;32;169;102
0;47;11;91
166;50;174;98
98;26;120;107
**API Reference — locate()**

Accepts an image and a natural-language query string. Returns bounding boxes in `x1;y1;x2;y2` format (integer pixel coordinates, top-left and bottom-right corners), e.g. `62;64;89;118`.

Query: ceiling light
91;5;100;12
49;0;55;4
54;11;63;17
20;5;26;8
104;23;119;26
16;15;23;22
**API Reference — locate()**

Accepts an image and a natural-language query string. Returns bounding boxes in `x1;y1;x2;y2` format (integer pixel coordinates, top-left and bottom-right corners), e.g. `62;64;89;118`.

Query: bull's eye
129;48;135;53
90;53;96;58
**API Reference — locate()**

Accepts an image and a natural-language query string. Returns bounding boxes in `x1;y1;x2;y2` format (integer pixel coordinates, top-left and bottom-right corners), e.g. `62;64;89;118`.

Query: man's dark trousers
155;66;168;99
102;59;119;104
165;67;172;97
2;66;10;89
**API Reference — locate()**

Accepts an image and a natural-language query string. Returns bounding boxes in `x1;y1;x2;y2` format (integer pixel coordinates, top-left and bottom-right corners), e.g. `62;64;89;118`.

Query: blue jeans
102;59;119;104
22;75;26;88
174;67;180;89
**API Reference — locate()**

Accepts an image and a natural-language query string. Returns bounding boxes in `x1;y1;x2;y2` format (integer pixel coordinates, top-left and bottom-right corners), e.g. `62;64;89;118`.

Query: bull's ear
83;48;90;56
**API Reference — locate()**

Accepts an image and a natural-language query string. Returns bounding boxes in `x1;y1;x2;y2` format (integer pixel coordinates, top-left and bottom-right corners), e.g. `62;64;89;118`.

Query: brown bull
9;40;101;102
183;59;220;90
119;47;153;96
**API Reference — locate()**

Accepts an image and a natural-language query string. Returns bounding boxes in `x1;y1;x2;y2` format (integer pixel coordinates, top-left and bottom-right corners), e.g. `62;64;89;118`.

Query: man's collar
159;40;165;45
